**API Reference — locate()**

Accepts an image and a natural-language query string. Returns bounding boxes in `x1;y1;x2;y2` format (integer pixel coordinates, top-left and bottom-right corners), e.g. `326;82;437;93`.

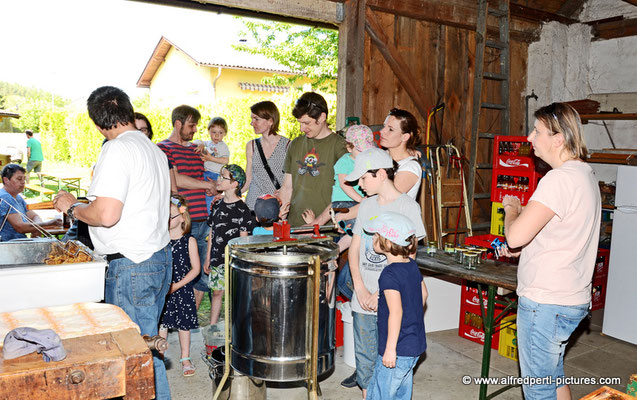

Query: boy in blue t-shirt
252;194;280;235
363;212;428;400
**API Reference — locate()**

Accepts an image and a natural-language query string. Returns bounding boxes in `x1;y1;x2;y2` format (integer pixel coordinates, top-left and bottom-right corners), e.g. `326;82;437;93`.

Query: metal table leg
478;284;496;400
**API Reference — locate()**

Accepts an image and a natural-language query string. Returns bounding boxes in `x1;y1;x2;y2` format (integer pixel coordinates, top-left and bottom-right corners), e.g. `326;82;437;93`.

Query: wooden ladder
466;0;511;227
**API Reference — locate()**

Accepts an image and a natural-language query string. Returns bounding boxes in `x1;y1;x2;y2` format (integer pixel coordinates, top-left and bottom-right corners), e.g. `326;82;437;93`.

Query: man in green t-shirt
280;92;347;227
25;130;44;184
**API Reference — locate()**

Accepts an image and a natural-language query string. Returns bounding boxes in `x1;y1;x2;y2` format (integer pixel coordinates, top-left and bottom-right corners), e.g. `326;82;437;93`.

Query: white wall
526;0;637;183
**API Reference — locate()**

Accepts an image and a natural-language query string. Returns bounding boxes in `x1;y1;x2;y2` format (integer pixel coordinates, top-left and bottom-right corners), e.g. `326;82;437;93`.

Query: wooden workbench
416;248;518;400
0;328;154;399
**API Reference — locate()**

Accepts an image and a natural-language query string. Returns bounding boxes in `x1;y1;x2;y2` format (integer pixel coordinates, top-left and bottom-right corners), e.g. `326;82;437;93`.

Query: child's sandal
180;357;196;377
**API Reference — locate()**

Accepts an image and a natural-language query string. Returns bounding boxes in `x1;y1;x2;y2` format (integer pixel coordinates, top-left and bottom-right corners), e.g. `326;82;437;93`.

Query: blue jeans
367;354;419;400
337;262;353;300
353;311;378;389
203;171;219;214
191;220;211;292
517;296;589;400
104;245;173;400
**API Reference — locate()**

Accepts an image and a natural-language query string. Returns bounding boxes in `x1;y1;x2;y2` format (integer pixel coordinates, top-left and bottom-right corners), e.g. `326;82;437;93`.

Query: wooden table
0;328;154;399
416;248;518;400
40;173;83;197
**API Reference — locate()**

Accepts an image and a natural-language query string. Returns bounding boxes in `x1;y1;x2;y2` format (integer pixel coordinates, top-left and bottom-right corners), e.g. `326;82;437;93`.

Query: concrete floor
163;311;637;399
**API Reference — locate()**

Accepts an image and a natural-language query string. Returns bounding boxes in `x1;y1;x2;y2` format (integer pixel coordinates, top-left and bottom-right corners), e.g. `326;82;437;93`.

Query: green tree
13;99;47;132
235;19;338;93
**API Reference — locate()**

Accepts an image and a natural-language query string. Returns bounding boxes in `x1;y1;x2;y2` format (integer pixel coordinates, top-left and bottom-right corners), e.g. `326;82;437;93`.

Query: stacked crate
592;248;610;311
490;135;544;235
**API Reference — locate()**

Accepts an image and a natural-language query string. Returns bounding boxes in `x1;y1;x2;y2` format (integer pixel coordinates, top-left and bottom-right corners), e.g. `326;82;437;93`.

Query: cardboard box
498;314;518;361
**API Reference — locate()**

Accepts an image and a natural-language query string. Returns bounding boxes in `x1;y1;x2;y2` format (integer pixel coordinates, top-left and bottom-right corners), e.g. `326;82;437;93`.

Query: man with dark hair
0;164;60;241
25;129;44;184
53;86;173;399
279;92;347;226
158;105;214;309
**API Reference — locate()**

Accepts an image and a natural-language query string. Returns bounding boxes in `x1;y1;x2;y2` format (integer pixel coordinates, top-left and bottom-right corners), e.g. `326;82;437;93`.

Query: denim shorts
353;312;378;389
517;296;589;399
367;354;419;400
26;160;42;173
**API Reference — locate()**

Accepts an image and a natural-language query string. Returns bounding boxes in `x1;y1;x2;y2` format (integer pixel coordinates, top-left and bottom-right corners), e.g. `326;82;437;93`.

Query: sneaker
340;371;357;388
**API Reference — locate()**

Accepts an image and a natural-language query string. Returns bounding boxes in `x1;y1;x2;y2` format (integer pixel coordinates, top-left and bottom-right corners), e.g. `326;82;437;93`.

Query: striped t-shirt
158;139;208;220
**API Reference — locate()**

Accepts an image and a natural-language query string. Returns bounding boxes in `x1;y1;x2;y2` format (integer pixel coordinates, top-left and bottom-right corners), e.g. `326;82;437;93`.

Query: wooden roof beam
510;4;578;25
621;0;637;7
590;17;637;40
557;0;587;19
365;0;539;42
129;0;341;28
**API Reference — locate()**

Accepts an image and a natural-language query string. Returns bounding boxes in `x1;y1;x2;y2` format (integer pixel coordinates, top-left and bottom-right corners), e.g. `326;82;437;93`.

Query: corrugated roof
137;36;296;88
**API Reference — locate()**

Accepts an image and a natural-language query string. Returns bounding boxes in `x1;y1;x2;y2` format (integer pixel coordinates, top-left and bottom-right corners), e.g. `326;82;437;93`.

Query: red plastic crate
493;135;536;171
591;274;607;311
461;280;507;311
491;135;544;206
458;302;501;350
490;169;543;205
594;248;610;279
335;295;347;347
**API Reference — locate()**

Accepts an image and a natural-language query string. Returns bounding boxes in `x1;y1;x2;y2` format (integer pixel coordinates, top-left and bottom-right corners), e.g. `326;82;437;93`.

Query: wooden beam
621;0;637;6
591;17;637;40
365;0;539;42
336;0;365;129
129;0;341;27
557;0;587;19
364;7;430;121
510;4;578;25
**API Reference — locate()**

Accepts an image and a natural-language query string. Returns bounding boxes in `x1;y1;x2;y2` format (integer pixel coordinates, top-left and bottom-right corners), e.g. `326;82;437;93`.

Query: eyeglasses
139;127;149;134
217;175;232;182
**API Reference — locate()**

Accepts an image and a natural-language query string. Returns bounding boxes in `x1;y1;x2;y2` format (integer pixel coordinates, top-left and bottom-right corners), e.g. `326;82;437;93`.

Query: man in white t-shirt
54;86;172;400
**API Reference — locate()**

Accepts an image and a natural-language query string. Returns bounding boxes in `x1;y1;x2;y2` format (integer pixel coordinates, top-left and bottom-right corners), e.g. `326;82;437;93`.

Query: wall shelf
580;113;637;123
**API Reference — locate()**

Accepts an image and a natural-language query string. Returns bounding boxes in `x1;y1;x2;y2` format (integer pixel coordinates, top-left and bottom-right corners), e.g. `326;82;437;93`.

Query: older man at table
0;164;60;242
53;86;172;400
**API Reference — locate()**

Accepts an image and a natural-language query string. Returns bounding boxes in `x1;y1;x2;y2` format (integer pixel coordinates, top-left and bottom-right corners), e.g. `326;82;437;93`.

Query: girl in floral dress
159;195;201;376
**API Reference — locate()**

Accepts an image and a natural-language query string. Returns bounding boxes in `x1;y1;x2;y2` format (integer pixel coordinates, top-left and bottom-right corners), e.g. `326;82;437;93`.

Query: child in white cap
363;212;428;400
344;147;426;397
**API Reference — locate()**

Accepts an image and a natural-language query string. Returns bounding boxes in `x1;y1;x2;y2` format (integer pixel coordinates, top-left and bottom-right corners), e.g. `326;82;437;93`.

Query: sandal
180;357;196;377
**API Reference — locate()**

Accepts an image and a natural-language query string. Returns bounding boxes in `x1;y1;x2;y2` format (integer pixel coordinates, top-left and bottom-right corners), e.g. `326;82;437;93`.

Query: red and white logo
466;328;485;341
499;158;529;168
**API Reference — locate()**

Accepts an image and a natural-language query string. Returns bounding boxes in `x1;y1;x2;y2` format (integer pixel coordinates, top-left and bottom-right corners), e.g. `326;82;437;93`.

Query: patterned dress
160;234;199;330
245;136;290;209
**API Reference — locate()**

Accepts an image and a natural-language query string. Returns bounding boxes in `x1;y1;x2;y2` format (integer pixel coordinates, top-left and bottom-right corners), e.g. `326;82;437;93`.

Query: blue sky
1;0;245;102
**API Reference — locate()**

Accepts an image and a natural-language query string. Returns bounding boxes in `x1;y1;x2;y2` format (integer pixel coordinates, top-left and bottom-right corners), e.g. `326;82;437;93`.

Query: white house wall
526;0;637;182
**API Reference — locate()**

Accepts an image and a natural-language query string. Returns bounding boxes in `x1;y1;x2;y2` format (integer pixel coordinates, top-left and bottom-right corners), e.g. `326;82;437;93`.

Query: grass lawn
22;160;92;202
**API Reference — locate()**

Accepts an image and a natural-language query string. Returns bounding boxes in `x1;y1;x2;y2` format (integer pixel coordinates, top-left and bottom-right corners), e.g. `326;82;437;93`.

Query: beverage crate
491;135;544;206
591;274;608;311
498;314;518;361
490;169;543;205
458;302;500;350
461;280;507;311
594;248;610;278
493;136;535;172
490;202;505;236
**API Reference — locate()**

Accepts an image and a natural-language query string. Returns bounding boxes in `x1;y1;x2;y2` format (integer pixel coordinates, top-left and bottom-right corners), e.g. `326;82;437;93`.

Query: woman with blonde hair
503;102;600;400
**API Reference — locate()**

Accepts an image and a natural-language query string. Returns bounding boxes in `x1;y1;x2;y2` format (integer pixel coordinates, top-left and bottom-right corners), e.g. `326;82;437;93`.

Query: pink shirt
517;160;601;305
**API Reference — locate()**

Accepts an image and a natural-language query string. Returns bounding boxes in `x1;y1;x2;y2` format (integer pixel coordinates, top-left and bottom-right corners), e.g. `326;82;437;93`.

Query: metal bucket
205;348;266;400
229;236;339;382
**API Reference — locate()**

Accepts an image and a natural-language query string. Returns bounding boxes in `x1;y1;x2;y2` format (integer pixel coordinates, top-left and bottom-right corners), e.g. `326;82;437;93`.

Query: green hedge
38;89;336;171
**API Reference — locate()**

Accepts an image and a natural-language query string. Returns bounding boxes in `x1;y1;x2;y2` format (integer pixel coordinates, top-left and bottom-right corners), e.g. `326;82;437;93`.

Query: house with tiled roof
137;36;305;108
